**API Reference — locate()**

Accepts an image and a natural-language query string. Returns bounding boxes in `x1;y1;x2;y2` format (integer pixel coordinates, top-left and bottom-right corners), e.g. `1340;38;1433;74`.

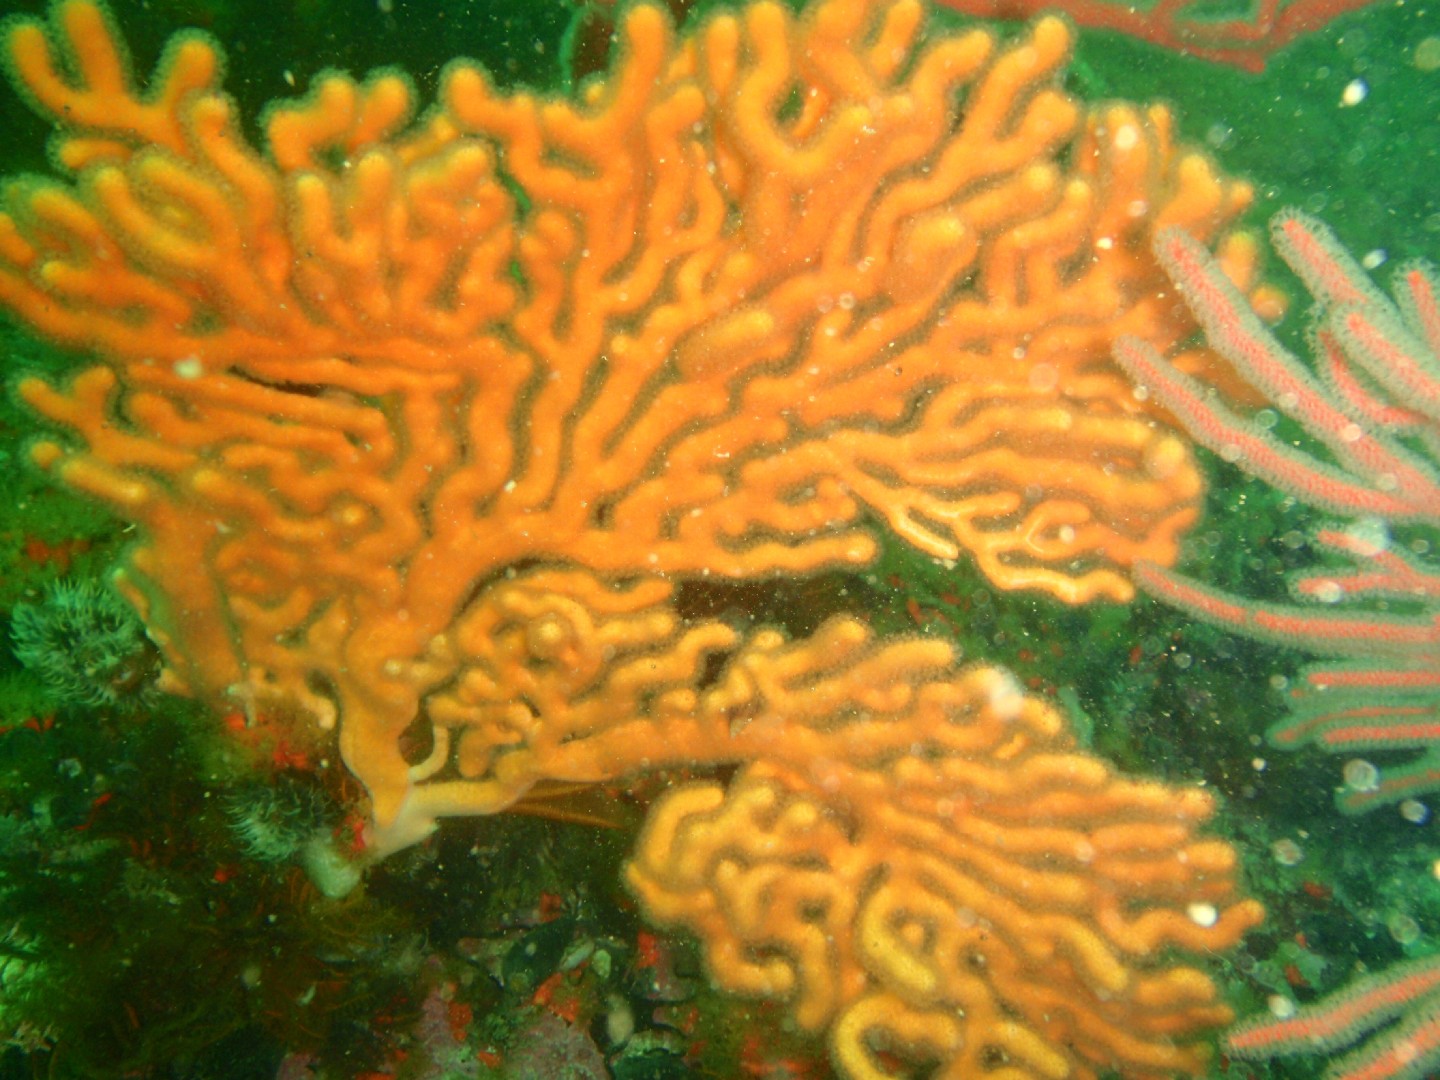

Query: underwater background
0;0;1437;1077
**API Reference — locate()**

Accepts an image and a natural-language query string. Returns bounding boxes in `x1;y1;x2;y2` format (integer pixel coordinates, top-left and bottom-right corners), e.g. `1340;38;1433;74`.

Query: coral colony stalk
0;1;1264;1075
1114;215;1440;1079
1114;211;1440;814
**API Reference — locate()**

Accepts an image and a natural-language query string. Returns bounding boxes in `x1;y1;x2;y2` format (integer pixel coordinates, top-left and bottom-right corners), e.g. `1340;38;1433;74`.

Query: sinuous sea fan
0;1;1266;1075
0;0;1263;847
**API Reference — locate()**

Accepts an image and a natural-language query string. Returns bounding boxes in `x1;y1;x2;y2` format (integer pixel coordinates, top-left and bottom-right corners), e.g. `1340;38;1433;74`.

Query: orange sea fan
0;0;1257;835
0;2;1264;1074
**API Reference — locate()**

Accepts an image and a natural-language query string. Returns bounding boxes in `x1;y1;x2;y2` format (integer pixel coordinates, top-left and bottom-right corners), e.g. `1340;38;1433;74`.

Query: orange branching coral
631;676;1261;1079
0;3;1264;1072
0;0;1257;842
445;568;1262;1078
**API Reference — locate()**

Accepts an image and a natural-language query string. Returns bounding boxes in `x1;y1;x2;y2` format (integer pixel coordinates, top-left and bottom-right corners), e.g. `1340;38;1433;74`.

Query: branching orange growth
0;4;1265;1071
0;0;1261;944
628;644;1264;1080
0;0;1259;840
434;567;1262;1078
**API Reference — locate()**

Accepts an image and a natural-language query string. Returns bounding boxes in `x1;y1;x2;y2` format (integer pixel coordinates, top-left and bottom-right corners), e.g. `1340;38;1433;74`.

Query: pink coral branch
1120;221;1440;519
1275;702;1440;751
1400;263;1440;358
1320;330;1422;429
931;0;1380;72
1116;211;1440;819
1132;562;1440;658
1228;954;1440;1057
1306;666;1440;693
1293;530;1440;602
1227;954;1440;1080
1115;335;1431;518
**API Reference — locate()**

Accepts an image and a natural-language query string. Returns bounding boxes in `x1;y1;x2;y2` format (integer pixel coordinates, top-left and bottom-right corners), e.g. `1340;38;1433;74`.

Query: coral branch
626;649;1262;1079
1115;212;1440;813
931;0;1380;72
0;4;1263;1075
0;0;1255;843
1228;954;1440;1080
1115;224;1440;521
1118;210;1440;1078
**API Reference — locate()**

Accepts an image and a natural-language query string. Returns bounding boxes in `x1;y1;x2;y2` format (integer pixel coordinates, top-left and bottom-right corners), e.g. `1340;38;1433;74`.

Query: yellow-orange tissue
0;2;1262;1075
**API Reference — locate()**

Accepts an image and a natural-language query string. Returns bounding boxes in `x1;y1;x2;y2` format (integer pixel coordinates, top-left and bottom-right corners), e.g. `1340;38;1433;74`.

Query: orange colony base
0;1;1264;1076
